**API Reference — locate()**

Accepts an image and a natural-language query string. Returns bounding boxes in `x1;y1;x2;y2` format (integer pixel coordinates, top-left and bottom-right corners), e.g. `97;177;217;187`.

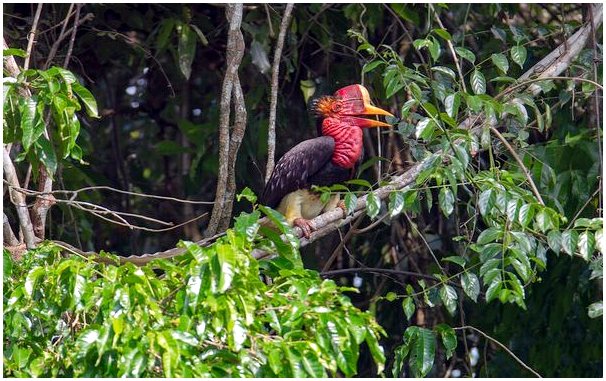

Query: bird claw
337;200;348;218
293;218;313;239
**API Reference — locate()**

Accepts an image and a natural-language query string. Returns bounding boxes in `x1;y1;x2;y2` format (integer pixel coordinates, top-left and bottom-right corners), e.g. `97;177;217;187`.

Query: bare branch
454;325;542;378
3;148;36;248
430;5;468;93
490;126;545;206
62;4;82;67
23;3;43;71
517;4;602;94
220;75;248;231
264;3;295;184
205;3;245;237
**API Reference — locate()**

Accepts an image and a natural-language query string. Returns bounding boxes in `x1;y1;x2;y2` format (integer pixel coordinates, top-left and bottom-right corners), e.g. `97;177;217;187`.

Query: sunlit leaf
470;69;486;95
510;45;527;69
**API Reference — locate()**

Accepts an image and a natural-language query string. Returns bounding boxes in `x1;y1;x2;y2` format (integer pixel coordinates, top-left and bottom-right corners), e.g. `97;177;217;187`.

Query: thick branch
264;3;295;184
3;148;36;248
220;76;248;231
205;3;245;238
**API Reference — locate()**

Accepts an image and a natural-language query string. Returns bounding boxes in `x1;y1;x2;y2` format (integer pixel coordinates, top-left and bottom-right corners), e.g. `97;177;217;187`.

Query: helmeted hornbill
260;84;393;238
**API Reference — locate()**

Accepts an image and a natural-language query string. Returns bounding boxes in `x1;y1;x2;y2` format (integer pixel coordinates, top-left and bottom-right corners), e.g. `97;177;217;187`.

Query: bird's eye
331;102;342;113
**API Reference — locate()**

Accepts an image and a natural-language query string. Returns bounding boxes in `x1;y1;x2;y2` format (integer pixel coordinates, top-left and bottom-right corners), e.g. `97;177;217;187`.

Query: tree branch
264;3;295;184
220;76;248;231
23;3;43;71
205;3;245;238
3;148;36;248
454;325;542;378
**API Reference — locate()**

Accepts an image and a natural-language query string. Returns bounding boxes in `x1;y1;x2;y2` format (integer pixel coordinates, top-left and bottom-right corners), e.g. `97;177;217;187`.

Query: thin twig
322;214;366;272
566;187;601;229
44;4;75;69
23;3;43;71
3;182;216;204
321;267;463;290
489;126;545;206
454;325;542;378
430;4;468;93
264;3;294;184
62;4;81;67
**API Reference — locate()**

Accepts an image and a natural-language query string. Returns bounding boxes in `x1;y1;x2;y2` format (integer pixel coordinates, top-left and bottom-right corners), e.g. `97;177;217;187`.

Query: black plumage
261;136;354;208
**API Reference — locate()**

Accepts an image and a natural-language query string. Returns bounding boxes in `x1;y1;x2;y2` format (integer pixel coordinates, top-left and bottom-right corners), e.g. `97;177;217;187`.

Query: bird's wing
261;136;335;208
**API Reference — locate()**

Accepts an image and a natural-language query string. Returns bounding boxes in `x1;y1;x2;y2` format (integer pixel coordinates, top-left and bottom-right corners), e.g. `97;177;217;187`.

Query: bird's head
311;84;394;130
311;84;394;168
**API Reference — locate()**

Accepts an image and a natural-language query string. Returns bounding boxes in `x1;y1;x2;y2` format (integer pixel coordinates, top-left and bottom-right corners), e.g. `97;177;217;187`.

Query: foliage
3;59;98;176
3;210;385;377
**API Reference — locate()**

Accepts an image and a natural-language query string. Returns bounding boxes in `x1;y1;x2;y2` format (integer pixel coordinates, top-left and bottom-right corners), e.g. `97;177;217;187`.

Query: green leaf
189;24;209;46
301;349;326;377
156;18;175;52
404;326;436;378
588;301;603;318
35;136;58;175
366;192;381;219
388;191;405;217
478;189;495;217
432;66;457;80
428;37;441;61
3;48;27;57
485;279;502;303
434;324;457;359
510;45;527;69
439;285;458;316
444;92;461;118
547;230;562;254
366;331;386;374
442;256;466;268
400;99;418;119
465;94;483;112
455;47;476;64
561;230;579;257
438;187;455;217
236;186;257;204
578;231;595;261
19;97;39;152
461;272;480;302
402;297;415;321
477;227;502;245
344;192;358;215
415;117;436;140
362;60;384;74
491;53;509;74
433;28;452;41
178;23;196;79
345;179;372;189
518;203;534;228
72;83;99;118
470;69;486;95
535;209;554;233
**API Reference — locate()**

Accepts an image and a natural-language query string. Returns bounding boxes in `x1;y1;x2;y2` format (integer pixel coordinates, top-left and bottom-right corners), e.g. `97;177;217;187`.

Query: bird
260;84;393;238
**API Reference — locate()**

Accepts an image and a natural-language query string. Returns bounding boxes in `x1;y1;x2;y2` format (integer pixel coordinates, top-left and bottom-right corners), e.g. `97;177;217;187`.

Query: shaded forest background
3;3;602;377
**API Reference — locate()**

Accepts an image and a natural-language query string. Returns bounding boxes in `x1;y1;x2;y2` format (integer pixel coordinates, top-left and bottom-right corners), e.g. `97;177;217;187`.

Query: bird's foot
337;200;348;218
293;218;314;239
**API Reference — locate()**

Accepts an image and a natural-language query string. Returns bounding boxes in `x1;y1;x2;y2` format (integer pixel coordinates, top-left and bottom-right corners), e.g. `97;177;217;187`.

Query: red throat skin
321;117;363;169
